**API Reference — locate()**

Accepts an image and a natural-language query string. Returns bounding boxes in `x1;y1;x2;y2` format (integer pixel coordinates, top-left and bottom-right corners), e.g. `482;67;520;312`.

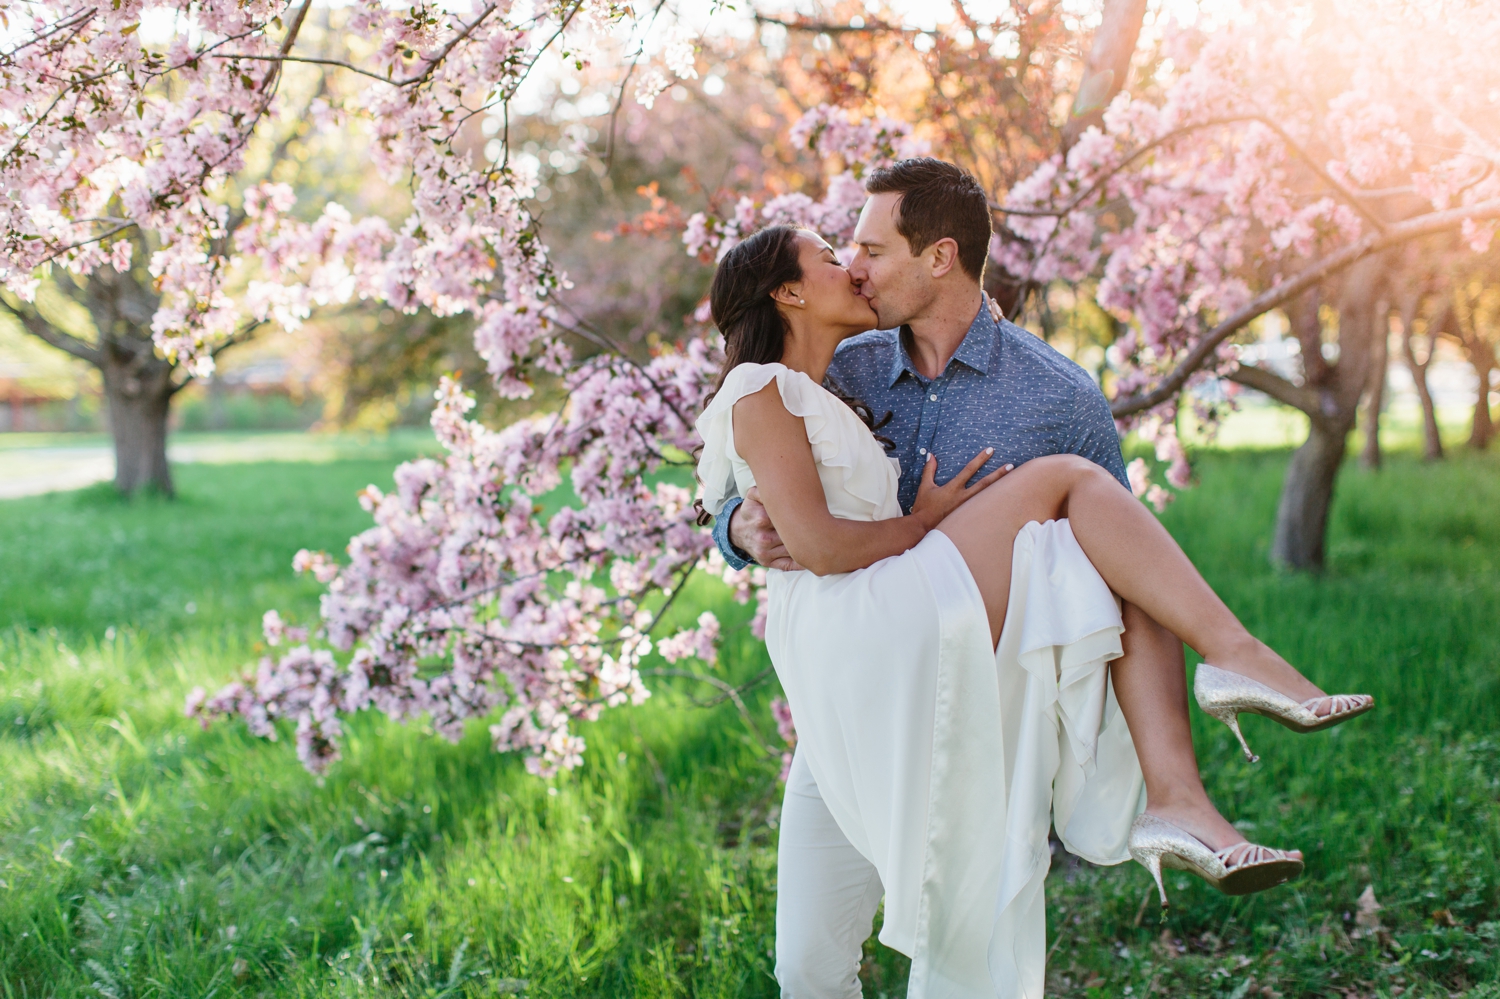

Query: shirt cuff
711;495;755;571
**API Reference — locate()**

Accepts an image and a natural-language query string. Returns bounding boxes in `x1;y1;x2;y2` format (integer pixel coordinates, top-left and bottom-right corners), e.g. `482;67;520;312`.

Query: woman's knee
1027;453;1099;483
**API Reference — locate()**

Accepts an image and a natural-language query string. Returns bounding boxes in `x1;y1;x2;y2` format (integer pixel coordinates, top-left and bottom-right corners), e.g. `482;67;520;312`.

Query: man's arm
726;487;804;572
1066;383;1131;488
712;495;755;571
713;489;804;572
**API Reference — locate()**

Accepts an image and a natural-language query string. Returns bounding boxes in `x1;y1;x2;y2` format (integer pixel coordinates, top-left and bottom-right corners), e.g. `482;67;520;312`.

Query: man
713;158;1208;996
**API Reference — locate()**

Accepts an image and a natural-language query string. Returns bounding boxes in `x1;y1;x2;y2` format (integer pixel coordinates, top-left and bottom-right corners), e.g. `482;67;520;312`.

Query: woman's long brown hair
693;225;891;527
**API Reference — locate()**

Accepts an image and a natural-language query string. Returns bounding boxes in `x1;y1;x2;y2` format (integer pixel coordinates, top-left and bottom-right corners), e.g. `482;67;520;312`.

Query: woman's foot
1194;656;1375;763
1142;795;1301;860
1200;635;1329;709
1129;813;1305;909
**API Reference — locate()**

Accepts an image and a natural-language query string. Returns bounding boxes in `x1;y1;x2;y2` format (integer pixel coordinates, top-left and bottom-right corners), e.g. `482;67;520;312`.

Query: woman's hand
911;448;1013;530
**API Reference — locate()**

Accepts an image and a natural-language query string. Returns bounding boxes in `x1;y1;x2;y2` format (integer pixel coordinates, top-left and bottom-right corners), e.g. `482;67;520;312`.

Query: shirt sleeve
711;494;756;570
1067;383;1130;489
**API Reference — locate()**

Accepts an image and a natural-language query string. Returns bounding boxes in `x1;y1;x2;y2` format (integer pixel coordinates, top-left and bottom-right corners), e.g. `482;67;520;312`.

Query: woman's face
788;231;879;342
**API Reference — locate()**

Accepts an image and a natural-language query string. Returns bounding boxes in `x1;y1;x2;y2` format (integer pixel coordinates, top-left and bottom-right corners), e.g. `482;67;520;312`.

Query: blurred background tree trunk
1227;259;1385;570
1061;0;1148;150
1444;279;1499;451
1400;292;1445;461
0;242;221;496
99;338;179;496
1359;303;1389;469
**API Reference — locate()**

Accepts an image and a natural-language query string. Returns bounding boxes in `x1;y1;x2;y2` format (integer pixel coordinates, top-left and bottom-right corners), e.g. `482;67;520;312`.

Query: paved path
0;445;116;498
0;431;435;498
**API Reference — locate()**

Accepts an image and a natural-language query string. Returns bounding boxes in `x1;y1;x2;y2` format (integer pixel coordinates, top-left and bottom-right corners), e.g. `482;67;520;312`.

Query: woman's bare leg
1111;603;1243;850
937;454;1324;702
936;454;1320;854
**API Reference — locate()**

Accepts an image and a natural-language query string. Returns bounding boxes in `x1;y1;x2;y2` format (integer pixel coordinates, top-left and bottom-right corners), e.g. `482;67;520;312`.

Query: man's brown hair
864;158;993;281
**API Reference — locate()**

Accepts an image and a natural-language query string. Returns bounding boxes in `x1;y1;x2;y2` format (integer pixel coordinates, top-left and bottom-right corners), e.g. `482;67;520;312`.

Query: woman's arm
732;383;1005;576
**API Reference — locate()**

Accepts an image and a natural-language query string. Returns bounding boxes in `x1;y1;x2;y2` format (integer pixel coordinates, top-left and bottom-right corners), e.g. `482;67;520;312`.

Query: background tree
678;0;1500;569
995;0;1500;568
0;11;398;493
1396;278;1446;463
8;0;1500;777
1;239;197;493
1440;256;1500;451
1358;300;1389;470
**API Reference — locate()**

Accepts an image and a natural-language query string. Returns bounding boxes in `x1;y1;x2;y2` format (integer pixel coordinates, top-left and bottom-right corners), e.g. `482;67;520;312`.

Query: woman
694;225;1372;994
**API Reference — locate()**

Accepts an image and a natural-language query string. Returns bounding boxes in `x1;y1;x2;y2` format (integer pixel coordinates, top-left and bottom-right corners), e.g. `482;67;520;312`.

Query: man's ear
928;237;960;280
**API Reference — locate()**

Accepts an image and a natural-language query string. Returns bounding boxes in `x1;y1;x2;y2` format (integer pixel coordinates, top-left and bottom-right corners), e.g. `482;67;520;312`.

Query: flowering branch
1109;198;1500;418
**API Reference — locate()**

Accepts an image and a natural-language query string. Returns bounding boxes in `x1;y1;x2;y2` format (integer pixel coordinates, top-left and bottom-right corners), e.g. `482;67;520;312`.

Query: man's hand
728;486;803;571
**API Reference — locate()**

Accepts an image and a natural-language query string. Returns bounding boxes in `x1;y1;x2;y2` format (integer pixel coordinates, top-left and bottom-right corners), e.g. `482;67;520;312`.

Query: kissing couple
692;158;1374;998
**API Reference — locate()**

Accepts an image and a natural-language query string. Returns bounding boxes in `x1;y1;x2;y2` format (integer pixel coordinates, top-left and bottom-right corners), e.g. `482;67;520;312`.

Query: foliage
8;0;1500;771
0;0;751;770
3;448;1499;996
680;0;1500;509
1002;0;1500;431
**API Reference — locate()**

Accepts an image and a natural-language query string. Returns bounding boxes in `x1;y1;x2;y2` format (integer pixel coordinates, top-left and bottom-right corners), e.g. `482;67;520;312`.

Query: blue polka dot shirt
711;300;1128;570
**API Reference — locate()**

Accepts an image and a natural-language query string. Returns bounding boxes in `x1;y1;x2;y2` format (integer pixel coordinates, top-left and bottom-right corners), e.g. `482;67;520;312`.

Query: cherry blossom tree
10;0;1499;778
1000;0;1500;567
1;0;749;774
1440;258;1500;452
685;0;1500;568
0;237;190;493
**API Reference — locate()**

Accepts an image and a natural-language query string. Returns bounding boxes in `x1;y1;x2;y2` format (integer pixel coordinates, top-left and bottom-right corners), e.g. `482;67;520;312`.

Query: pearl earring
798;298;805;305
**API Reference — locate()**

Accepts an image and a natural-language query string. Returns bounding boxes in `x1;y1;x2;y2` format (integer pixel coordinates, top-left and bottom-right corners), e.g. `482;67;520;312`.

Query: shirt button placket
918;375;942;462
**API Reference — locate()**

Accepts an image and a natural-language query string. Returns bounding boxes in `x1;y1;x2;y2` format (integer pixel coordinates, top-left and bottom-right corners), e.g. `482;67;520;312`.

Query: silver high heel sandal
1194;662;1375;763
1128;813;1304;911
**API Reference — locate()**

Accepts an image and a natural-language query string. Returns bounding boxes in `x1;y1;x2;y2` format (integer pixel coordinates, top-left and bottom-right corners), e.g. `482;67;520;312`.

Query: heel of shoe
1131;846;1171;915
1206;706;1259;764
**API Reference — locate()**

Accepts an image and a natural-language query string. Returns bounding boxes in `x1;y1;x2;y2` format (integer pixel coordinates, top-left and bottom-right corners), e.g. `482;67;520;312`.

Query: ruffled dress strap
695;362;786;517
694;362;898;521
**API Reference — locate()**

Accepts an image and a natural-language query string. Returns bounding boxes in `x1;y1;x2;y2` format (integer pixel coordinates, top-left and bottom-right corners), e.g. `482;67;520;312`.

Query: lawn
1;441;1498;998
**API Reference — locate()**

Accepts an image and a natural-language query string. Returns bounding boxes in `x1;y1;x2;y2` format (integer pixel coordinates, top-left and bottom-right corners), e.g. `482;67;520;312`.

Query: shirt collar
887;296;998;387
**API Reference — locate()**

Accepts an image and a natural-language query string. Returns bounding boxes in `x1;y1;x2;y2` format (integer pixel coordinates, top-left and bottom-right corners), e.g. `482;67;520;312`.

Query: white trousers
775;747;885;998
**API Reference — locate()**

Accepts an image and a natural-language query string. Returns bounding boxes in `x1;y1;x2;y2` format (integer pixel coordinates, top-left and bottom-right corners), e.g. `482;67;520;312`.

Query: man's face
848;191;933;329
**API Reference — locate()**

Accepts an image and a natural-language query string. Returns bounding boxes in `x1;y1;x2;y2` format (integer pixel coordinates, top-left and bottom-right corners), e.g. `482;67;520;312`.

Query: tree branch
1110;197;1500;417
1225;363;1323;415
210;51;405;85
1062;0;1146;150
0;294;101;365
259;0;313;93
215;1;498;90
751;13;912;35
994;113;1388;232
27;220;139;269
605;0;668;172
641;666;781;757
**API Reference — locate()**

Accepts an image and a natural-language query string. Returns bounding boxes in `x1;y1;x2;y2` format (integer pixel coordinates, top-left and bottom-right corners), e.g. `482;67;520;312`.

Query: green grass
2;445;1499;998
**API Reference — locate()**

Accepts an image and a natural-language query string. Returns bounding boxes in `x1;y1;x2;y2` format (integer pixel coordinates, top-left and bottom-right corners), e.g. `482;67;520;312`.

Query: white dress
696;362;1145;998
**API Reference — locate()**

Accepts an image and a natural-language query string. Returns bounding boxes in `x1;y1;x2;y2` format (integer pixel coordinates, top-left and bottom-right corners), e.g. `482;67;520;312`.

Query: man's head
848;158;992;329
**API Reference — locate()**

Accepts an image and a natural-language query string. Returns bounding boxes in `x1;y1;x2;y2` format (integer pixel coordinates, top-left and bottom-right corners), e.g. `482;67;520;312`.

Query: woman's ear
770;282;805;308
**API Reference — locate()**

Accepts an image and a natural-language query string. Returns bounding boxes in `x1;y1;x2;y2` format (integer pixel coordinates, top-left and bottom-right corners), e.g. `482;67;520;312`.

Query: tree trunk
1458;327;1494;447
1400;298;1444;461
1271;418;1347;569
1268;258;1383;570
1359;305;1389;469
1062;0;1149;149
1462;340;1495;450
101;345;176;495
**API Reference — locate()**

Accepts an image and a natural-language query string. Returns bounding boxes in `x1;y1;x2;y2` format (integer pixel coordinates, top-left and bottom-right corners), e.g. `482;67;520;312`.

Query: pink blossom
18;0;1498;781
657;611;721;666
770;696;797;782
